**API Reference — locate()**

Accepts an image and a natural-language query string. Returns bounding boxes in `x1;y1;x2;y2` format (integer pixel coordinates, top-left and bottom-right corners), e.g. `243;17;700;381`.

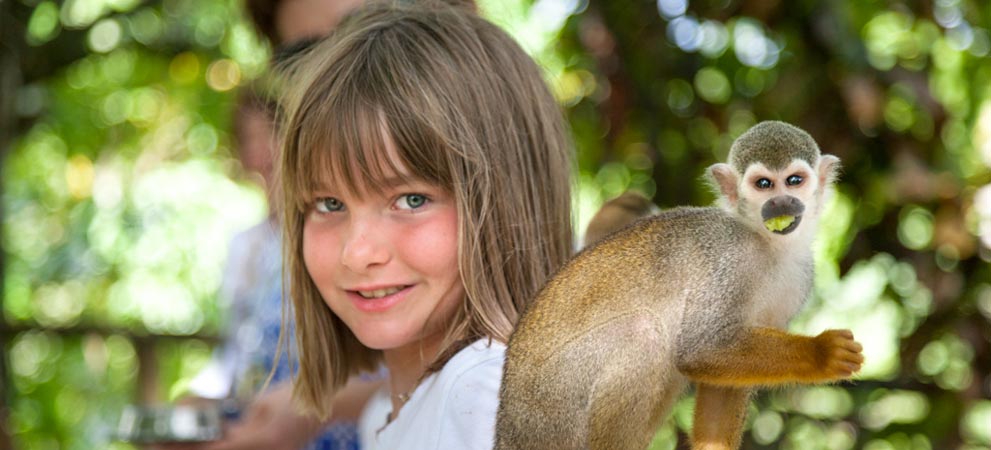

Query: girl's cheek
302;222;337;277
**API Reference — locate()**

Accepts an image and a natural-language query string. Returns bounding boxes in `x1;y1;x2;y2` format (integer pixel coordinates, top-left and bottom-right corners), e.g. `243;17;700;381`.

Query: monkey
495;121;864;450
582;191;660;248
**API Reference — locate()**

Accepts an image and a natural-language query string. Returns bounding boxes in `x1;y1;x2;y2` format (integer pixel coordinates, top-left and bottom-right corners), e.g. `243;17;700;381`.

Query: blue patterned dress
188;220;361;449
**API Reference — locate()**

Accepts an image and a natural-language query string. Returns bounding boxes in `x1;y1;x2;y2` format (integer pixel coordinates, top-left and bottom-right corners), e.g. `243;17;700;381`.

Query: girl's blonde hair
278;1;573;417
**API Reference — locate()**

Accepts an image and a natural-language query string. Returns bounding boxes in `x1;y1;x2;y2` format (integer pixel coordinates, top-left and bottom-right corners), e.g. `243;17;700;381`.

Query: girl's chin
352;328;416;351
352;325;447;355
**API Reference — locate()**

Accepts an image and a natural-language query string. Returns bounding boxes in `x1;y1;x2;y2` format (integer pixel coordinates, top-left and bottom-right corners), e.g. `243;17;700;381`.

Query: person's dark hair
244;0;478;46
244;0;281;44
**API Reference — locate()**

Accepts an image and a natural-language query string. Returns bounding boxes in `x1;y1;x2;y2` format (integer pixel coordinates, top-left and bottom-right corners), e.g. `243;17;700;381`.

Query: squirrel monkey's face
737;160;820;236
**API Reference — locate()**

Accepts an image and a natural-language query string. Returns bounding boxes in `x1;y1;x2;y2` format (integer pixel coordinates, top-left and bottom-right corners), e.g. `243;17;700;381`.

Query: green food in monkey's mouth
764;215;796;233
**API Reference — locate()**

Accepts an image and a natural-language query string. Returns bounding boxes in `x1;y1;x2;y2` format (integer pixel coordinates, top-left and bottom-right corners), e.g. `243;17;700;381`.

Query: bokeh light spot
946;23;975;51
12;398;41;434
698;20;729;58
11;332;51;380
88;18;123;53
752;410;784;444
694;67;731;104
792;386;854;419
26;1;61;46
732;18;780;68
825;422;857;450
128;7;163;45
186;123;219;156
666;79;695;113
92;163;124;210
206;59;242;92
884;96;915;132
101;48;137;84
595;162;633;198
918;339;949;376
898;206;934;250
61;0;106;28
194;14;226;47
129;87;166;125
973;100;991;167
34;281;86;327
657;0;687;19
65;154;95;199
859;390;930;430
961;401;991;445
169;52;201;84
667;16;701;52
100;89;132;125
55;388;87;426
105;334;137;371
977;284;991;321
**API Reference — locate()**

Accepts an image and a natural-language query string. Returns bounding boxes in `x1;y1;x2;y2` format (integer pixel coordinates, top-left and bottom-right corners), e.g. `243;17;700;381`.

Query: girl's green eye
397;194;428;210
315;197;344;213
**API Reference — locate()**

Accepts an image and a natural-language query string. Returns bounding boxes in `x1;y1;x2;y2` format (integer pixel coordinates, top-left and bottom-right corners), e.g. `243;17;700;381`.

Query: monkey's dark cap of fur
730;121;820;172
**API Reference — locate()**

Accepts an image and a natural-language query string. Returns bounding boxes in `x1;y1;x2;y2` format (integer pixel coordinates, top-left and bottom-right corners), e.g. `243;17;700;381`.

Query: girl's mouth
357;286;405;299
347;285;413;312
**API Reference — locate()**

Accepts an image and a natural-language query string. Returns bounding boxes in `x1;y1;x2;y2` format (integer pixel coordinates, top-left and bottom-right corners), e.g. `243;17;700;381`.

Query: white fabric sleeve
435;356;504;450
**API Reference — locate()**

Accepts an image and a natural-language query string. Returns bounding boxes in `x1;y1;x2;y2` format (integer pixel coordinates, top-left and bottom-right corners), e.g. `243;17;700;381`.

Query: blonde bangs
283;40;455;214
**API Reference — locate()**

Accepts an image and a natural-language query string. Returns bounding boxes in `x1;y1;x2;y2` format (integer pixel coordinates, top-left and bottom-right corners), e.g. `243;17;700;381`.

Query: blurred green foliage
1;0;990;449
3;0;267;448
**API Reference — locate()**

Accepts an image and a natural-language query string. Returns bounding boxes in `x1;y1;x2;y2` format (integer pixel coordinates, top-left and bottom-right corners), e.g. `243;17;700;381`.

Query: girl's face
301;145;464;354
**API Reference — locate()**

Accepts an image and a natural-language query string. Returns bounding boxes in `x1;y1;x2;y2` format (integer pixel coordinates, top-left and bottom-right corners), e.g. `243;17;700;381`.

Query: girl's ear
707;163;739;206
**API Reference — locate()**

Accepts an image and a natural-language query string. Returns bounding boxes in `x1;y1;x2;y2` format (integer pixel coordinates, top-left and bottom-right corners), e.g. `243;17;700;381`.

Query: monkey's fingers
814;329;865;380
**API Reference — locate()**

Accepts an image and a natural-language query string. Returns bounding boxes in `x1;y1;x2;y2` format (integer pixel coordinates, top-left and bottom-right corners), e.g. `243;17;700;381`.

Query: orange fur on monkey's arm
677;327;864;386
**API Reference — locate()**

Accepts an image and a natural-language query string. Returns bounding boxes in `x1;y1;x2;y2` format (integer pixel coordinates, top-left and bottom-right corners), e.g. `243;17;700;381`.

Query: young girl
278;2;573;448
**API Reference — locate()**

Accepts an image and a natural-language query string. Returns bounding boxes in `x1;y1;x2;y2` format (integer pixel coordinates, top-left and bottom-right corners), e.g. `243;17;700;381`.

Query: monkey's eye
755;178;773;190
786;175;804;186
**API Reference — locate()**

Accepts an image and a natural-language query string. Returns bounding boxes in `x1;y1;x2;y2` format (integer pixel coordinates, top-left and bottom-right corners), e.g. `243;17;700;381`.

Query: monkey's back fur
495;205;812;450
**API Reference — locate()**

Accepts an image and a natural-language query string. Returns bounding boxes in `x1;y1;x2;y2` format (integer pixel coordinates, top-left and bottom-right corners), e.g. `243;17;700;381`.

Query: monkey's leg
678;327;863;386
587;314;684;450
690;384;750;450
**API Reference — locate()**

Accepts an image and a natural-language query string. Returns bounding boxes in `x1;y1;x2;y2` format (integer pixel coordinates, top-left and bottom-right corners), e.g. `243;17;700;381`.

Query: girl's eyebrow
378;175;415;188
373;170;436;190
310;173;424;195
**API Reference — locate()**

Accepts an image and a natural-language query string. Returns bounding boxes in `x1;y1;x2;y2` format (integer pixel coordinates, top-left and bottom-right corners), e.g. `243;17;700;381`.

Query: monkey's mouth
764;215;802;235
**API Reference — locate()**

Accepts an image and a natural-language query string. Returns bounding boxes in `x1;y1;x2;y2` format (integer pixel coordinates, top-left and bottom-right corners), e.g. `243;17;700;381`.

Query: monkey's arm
676;327;863;386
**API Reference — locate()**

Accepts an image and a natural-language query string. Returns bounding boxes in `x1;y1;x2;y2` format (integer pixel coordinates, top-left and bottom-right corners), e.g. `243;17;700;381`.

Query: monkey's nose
761;195;805;221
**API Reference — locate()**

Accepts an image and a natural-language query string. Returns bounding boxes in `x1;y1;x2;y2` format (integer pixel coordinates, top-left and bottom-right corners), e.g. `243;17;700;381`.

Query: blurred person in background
158;1;372;449
174;87;377;450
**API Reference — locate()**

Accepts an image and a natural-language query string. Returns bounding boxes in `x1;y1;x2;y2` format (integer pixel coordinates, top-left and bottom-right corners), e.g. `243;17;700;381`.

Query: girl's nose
340;222;391;272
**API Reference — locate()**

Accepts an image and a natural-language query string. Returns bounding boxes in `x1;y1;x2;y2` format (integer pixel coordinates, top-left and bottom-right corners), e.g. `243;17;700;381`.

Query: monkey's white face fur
710;155;839;248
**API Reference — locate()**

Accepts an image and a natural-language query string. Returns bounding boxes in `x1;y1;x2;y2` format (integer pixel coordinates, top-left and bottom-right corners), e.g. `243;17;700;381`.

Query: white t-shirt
359;339;506;450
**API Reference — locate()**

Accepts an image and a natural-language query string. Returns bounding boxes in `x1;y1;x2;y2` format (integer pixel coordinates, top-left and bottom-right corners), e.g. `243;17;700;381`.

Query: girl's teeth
358;287;402;299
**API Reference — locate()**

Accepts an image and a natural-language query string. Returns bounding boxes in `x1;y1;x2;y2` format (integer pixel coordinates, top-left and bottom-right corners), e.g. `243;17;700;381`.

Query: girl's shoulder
426;338;506;449
361;339;506;450
439;338;507;381
421;338;506;420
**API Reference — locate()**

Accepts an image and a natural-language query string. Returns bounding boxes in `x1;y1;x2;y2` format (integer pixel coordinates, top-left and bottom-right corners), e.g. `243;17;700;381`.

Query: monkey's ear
707;163;738;205
817;155;841;186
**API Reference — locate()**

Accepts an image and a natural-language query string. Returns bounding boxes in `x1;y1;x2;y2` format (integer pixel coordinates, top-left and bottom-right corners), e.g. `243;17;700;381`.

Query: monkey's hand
811;329;864;381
